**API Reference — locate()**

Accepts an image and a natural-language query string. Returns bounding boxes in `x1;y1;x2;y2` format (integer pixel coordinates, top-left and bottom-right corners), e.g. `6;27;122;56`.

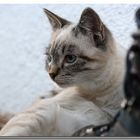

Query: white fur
0;87;113;136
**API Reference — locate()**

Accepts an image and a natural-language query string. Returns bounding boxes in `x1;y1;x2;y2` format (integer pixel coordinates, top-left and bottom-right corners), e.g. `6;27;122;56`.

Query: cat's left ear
44;8;71;31
77;7;105;45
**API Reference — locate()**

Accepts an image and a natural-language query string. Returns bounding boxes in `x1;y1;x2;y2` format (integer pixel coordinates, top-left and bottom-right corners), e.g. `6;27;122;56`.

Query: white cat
0;7;126;136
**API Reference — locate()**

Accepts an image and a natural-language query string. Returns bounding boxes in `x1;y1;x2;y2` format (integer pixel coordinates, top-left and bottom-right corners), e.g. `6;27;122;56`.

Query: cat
0;111;14;130
0;7;126;136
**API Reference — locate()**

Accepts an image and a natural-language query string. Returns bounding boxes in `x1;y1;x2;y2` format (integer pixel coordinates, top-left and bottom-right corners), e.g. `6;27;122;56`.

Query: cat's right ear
43;8;71;31
77;7;106;46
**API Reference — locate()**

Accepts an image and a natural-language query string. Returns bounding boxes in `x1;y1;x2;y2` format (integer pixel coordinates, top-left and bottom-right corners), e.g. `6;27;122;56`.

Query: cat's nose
49;72;57;80
48;65;59;80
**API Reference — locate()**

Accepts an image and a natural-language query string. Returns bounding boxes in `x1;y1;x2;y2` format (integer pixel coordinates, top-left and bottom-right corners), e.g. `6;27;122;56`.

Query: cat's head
44;7;116;89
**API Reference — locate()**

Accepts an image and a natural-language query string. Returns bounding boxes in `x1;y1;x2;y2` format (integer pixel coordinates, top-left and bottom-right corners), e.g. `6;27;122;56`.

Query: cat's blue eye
65;55;77;63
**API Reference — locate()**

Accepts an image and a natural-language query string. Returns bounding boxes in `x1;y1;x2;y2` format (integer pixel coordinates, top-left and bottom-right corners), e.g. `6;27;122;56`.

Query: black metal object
73;8;140;137
136;8;140;29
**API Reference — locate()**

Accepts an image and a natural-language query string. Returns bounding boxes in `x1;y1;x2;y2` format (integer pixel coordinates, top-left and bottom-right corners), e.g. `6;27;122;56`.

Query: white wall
0;4;139;112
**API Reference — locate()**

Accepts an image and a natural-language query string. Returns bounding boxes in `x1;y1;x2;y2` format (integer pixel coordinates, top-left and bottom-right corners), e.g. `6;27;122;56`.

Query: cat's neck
76;42;126;116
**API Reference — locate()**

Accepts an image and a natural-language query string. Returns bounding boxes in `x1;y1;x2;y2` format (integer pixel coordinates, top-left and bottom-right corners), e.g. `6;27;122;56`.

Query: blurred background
0;4;139;113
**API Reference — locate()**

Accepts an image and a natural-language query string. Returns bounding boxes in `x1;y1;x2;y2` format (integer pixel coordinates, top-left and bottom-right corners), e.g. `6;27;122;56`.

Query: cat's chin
55;81;73;88
57;83;70;88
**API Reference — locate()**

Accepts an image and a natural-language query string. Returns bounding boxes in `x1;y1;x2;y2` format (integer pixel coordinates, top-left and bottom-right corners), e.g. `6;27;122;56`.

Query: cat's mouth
49;72;73;87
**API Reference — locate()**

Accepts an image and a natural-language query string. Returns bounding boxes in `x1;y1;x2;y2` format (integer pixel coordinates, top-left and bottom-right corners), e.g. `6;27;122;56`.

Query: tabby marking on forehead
50;26;94;54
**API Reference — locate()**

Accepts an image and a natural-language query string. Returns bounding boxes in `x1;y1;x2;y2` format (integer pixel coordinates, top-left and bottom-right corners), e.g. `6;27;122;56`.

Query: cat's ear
44;8;71;31
78;7;105;45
